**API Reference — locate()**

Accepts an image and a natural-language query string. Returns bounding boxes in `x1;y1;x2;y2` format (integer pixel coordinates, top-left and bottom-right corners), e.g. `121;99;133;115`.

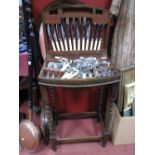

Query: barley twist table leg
49;87;58;126
49;87;57;151
97;86;105;122
102;84;118;146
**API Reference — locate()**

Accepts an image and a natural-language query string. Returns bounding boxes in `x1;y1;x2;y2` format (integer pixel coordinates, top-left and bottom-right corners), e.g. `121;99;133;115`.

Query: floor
19;101;135;155
20;141;134;155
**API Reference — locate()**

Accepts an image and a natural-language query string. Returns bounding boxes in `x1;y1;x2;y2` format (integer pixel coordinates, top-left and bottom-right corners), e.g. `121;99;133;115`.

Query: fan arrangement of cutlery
37;1;121;88
46;17;105;52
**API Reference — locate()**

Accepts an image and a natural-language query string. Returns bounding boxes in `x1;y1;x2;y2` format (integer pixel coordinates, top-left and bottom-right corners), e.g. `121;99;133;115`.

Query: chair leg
49;106;57;151
51;137;57;151
102;85;114;146
102;130;109;146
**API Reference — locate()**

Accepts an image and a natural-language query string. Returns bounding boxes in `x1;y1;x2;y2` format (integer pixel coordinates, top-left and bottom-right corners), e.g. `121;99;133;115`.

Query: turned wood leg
97;86;105;122
102;84;118;146
102;86;113;146
51;136;57;151
97;85;109;146
49;88;58;126
49;107;57;151
48;87;57;151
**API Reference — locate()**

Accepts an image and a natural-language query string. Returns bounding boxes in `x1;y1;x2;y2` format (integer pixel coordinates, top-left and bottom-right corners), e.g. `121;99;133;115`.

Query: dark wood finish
57;136;102;144
38;73;120;88
104;15;111;52
58;111;97;119
46;50;107;58
43;12;109;24
41;2;111;56
103;83;119;146
38;0;120;151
